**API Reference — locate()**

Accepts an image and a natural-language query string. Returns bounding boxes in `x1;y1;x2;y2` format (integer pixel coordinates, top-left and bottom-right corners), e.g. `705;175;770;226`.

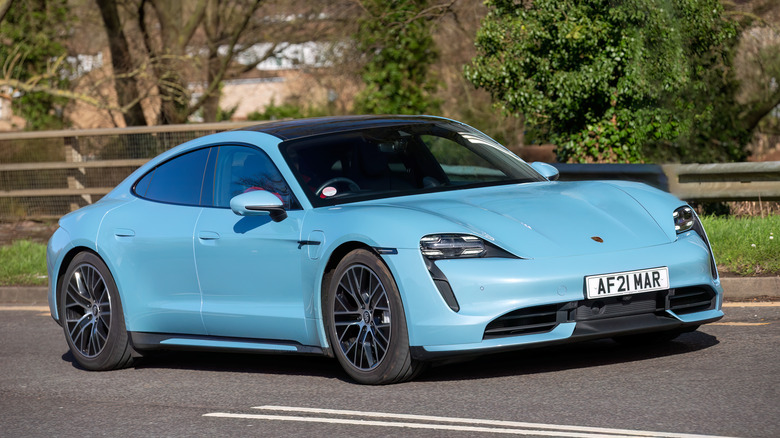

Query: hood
383;181;672;259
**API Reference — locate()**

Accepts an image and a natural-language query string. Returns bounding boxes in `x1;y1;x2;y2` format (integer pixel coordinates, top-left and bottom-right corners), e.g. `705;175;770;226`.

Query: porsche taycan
47;115;723;384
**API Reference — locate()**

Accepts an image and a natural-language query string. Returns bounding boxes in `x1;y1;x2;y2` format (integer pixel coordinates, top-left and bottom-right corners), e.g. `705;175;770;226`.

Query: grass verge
0;240;47;286
702;214;779;276
0;215;777;286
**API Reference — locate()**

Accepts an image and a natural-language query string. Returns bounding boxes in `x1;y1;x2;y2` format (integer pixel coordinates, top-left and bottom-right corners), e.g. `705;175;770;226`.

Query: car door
98;147;214;335
194;145;311;344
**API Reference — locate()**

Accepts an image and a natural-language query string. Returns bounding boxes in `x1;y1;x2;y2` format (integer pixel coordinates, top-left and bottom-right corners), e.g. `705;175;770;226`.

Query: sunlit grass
0;240;47;286
702;215;780;276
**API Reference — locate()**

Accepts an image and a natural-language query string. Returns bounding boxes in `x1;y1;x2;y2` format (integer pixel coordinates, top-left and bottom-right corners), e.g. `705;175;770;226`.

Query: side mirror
530;162;560;181
230;190;287;222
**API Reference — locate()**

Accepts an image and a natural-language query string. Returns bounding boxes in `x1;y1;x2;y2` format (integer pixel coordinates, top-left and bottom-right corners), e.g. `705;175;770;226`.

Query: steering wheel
315;177;361;196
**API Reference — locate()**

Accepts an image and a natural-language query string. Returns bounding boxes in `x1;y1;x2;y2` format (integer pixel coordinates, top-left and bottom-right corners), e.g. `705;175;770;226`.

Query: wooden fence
1;124;779;219
0;122;255;218
662;162;780;202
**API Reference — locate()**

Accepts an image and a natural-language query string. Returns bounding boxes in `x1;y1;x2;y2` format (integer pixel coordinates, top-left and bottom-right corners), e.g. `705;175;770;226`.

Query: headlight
420;234;518;259
420;234;486;259
673;206;695;234
419;234;516;313
673;206;719;280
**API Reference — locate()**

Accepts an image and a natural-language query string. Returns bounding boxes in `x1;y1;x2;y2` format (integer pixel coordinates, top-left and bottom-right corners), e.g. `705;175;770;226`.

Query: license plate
585;267;669;299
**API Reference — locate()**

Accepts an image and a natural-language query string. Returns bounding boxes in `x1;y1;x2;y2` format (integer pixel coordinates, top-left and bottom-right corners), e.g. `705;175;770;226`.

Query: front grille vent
669;287;716;315
484;304;560;339
573;292;662;321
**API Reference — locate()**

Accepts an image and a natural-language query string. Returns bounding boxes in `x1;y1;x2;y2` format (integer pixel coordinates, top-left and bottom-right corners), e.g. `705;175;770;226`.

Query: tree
0;0;72;130
94;0;348;125
466;0;742;163
353;0;448;114
137;0;208;124
725;0;780;147
202;0;262;122
96;0;148;126
0;0;12;22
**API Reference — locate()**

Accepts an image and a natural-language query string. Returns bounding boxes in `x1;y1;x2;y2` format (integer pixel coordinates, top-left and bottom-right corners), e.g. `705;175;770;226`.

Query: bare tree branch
0;0;12;23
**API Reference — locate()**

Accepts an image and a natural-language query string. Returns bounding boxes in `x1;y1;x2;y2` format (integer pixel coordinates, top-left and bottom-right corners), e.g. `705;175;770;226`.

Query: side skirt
129;332;325;356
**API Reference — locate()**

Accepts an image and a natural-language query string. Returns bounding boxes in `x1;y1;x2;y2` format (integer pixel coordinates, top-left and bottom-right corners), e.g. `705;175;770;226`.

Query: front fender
302;205;470;348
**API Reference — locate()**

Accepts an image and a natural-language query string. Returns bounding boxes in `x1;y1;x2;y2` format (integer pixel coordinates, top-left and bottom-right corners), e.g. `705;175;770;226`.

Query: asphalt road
1;303;778;438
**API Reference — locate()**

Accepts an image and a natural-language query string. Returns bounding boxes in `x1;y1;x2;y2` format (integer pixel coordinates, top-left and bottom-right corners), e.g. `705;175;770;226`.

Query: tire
58;252;135;371
323;249;423;384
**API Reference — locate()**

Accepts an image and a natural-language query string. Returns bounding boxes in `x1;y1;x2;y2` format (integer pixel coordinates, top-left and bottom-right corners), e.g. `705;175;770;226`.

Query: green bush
247;101;329;121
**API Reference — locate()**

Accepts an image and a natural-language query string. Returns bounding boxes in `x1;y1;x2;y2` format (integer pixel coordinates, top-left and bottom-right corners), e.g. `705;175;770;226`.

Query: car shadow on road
417;331;720;382
62;349;344;379
59;331;718;383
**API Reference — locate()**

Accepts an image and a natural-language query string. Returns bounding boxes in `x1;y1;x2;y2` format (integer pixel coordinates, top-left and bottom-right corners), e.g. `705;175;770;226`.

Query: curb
720;277;780;301
0;287;48;305
1;278;779;305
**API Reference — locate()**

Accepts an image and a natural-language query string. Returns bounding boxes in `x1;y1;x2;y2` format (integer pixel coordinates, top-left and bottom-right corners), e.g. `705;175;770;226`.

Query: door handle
198;231;220;240
114;228;135;238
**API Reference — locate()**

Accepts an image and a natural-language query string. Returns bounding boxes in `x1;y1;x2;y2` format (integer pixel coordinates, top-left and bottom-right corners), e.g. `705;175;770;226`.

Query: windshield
280;121;545;206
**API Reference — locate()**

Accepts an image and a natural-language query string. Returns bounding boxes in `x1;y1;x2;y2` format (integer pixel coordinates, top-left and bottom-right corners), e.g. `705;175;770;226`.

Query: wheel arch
316;241;405;354
53;246;126;324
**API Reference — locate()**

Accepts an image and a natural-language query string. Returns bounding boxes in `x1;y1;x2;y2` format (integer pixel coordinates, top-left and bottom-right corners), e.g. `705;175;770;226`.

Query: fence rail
663;163;780;202
1;124;779;219
0;122;254;218
0;159;148;172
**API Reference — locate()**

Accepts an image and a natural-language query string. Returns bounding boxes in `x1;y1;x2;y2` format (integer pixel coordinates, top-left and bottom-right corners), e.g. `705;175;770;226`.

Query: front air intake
484;304;560;339
669;287;716;315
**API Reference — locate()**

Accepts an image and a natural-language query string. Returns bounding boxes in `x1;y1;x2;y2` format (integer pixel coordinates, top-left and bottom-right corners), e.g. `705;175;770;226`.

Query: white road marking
202;405;737;438
205;412;631;437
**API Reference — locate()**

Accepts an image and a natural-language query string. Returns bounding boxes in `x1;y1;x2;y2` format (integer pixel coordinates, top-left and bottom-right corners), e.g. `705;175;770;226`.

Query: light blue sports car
47;115;723;384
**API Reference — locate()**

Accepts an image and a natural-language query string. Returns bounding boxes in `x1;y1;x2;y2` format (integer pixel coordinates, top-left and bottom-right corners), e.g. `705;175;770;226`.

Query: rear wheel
324;249;423;384
58;252;134;370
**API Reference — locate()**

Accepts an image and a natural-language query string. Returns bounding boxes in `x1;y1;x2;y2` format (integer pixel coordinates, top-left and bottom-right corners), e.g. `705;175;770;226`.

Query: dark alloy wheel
59;252;135;370
324;249;423;384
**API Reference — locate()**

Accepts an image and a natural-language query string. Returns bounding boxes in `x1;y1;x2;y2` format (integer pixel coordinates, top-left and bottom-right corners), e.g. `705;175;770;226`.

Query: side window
133;148;211;206
212;146;295;209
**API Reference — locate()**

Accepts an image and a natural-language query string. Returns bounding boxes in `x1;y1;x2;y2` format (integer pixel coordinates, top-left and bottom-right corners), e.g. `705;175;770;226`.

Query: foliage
353;0;440;115
702;214;780;276
217;105;239;122
0;240;47;286
0;0;72;130
246;100;329;121
466;0;742;163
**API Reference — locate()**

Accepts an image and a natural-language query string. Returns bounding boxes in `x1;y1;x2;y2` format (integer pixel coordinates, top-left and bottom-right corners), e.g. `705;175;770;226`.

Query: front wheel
323;249;423;384
58;252;135;370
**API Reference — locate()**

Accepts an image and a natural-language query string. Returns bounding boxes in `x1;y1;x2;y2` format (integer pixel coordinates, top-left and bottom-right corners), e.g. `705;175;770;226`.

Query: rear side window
134;148;211;206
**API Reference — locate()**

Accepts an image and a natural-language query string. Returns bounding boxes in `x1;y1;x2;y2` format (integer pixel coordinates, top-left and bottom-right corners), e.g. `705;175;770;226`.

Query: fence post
64;135;91;211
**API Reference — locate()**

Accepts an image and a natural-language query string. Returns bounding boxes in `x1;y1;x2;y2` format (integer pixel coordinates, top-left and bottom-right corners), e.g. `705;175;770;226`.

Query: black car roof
237;115;454;141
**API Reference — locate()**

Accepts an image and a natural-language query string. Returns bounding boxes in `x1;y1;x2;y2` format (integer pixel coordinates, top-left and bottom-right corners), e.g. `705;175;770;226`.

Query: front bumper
410;290;722;360
386;231;723;359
